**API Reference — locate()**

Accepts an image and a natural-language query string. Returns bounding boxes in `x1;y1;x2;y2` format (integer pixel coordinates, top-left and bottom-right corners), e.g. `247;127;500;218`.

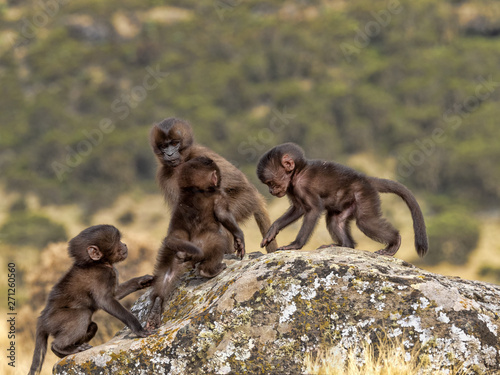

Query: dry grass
304;337;467;375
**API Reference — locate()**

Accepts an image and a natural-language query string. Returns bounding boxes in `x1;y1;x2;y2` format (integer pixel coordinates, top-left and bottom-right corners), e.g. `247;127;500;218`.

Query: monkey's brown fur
28;225;153;375
150;117;277;253
146;157;245;329
257;143;428;257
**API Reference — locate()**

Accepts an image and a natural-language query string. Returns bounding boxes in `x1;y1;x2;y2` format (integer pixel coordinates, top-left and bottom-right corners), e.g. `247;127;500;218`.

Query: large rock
54;247;500;374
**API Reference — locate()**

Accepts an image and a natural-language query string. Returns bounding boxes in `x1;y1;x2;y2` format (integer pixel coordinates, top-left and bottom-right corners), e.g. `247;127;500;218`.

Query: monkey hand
234;237;246;259
137;275;155;289
261;225;278;248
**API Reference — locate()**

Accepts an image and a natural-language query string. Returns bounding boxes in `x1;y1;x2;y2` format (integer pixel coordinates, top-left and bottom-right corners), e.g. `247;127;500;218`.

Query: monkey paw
261;226;278;248
76;343;92;352
234;238;245;259
146;315;161;331
260;236;275;248
145;297;163;330
316;243;340;250
138;275;155;288
135;329;151;338
277;242;302;251
375;248;398;256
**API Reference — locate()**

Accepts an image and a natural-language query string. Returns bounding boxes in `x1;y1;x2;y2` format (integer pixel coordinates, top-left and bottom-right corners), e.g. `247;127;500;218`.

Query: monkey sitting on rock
29;225;153;375
257;143;428;257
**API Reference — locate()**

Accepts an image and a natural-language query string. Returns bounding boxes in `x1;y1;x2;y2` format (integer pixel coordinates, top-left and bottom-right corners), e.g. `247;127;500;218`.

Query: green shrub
0;213;67;248
9;198;27;213
478;266;500;283
423;209;480;266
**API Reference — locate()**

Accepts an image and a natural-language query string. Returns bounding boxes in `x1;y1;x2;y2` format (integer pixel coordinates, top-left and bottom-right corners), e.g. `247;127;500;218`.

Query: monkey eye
171;140;180;147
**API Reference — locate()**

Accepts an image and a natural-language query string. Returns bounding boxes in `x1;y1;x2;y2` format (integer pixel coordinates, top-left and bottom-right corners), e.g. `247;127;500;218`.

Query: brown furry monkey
150;117;277;253
257;143;428;257
146;157;245;329
29;225;153;375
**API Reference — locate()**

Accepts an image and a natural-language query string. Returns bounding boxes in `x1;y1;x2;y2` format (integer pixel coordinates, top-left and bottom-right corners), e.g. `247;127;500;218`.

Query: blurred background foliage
0;0;498;266
0;0;498;265
0;0;499;214
1;1;500;372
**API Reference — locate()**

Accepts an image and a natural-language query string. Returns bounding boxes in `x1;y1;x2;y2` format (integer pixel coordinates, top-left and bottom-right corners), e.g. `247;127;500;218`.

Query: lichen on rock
54;247;500;374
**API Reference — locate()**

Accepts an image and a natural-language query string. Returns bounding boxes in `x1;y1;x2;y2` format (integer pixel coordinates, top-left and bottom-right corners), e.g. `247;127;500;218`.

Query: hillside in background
0;0;499;212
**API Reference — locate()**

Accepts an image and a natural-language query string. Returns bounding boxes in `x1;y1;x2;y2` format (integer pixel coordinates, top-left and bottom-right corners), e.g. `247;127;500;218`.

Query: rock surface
54;247;500;374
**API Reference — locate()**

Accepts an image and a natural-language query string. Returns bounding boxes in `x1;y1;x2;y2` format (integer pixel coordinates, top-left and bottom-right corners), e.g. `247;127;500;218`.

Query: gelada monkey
29;225;153;375
146;157;245;329
257;143;428;257
150;117;277;253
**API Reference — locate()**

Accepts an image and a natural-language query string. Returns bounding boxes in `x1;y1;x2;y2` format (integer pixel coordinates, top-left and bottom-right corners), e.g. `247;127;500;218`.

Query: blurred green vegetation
0;211;67;248
479;265;500;283
423;207;480;265
0;0;499;245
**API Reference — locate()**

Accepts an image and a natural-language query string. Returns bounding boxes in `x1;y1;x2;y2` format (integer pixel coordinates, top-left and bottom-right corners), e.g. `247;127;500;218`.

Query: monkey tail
253;194;278;253
369;177;428;257
28;322;49;375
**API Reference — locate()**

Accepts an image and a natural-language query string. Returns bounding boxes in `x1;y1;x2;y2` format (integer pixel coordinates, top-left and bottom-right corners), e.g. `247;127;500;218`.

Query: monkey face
160;138;182;166
264;177;289;198
259;159;291;198
151;119;193;168
258;147;298;199
114;241;128;262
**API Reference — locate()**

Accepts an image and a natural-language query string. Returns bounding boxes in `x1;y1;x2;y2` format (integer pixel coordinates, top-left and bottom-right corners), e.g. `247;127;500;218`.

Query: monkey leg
146;296;164;330
325;210;356;249
146;262;182;330
356;212;401;256
51;321;97;358
374;233;401;256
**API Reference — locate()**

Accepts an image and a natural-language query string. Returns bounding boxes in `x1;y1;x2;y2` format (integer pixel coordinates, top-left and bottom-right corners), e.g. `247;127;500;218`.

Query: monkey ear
87;246;103;261
211;170;218;186
281;154;295;172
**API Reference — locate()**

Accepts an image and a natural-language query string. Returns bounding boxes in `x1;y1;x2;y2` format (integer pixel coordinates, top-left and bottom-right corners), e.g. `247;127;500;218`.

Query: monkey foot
146;315;161;331
145;297;163;330
316;243;339;250
52;343;90;358
276;246;300;251
375;248;398;256
76;343;92;352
